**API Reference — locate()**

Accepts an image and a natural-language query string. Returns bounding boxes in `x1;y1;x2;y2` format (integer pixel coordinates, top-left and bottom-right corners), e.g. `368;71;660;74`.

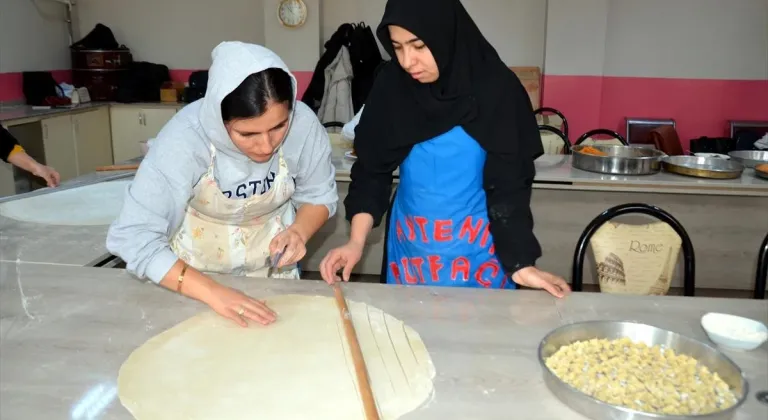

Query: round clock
277;0;308;28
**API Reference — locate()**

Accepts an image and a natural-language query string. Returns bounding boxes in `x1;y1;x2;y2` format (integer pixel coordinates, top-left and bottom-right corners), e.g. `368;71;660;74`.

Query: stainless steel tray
571;145;665;175
755;165;768;180
728;150;768;168
538;321;748;420
662;156;744;179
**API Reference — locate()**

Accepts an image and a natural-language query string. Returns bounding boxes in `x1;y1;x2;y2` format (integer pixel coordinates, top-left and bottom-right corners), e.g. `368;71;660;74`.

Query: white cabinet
38;109;114;183
42;115;79;182
73;107;113;174
110;106;177;163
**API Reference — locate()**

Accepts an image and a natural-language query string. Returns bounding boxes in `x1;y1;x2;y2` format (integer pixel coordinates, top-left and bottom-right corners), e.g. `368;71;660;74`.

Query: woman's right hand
319;240;364;284
203;282;277;327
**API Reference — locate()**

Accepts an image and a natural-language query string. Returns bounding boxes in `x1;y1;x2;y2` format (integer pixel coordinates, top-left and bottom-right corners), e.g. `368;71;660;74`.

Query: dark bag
115;62;171;103
689;137;735;155
71;23;120;50
184;71;209;103
22;72;63;106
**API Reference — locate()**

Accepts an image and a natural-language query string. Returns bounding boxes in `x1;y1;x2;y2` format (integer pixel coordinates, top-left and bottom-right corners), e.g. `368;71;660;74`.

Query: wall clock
277;0;308;28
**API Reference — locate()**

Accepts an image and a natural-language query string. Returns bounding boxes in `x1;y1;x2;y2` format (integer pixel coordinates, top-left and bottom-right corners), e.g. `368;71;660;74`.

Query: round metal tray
755;166;768;180
571;145;665;175
662;156;745;179
728;150;768;169
538;321;748;420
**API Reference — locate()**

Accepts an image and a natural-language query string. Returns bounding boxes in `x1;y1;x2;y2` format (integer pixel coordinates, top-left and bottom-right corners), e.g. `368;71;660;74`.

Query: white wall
263;0;320;71
75;0;265;70
321;0;548;68
603;0;768;79
0;0;71;72
545;0;768;80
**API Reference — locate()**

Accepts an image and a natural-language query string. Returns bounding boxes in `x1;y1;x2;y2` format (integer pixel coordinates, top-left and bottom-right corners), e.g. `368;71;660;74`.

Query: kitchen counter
0;262;766;419
331;144;768;197
0;102;185;126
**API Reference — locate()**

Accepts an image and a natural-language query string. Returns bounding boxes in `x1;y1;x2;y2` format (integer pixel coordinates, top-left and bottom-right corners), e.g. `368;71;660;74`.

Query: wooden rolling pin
333;283;380;420
95;164;140;171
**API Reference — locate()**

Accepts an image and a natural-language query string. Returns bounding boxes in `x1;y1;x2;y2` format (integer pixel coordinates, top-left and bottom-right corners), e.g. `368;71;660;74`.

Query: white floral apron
170;144;300;279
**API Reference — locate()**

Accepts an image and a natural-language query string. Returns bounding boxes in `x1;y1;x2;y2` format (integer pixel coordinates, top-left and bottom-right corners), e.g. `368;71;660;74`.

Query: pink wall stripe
0;70;72;102
1;70;313;104
542;75;768;150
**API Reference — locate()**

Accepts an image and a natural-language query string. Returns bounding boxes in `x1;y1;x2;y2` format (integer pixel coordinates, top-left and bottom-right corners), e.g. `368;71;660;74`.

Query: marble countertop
0;168;136;266
0;263;766;419
0;102;184;125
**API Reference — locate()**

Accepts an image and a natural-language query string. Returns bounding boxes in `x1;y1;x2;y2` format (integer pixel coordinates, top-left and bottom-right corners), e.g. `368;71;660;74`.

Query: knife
271;247;285;269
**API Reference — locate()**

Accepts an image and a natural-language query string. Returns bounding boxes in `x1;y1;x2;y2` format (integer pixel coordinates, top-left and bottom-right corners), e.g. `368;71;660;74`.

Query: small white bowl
701;312;768;351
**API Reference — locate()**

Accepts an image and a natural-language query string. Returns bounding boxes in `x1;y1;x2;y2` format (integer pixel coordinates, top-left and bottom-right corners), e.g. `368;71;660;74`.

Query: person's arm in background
106;134;275;327
1;125;60;187
483;75;570;298
271;107;338;266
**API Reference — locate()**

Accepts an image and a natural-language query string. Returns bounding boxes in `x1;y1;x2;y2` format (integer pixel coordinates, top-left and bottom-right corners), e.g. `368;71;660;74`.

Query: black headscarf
346;0;544;274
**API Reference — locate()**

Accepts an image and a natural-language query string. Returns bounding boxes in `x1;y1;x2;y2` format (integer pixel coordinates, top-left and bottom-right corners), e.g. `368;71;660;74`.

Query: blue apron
385;127;514;289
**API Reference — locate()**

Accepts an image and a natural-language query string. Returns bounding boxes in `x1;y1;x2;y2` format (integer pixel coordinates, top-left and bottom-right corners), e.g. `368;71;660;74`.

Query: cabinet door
141;108;176;139
110;107;145;163
0;162;15;197
42;115;78;182
73;107;113;174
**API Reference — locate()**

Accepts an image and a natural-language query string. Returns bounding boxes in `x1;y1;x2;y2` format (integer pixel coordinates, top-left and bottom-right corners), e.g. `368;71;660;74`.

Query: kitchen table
1;262;766;419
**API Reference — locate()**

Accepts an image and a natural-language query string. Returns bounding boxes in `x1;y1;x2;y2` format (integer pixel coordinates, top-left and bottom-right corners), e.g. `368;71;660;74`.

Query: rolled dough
0;180;130;226
117;295;436;419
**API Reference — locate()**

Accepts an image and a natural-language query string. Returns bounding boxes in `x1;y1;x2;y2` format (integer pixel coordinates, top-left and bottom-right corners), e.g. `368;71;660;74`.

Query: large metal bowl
728;150;768;168
662;156;744;179
572;145;666;175
538;321;748;420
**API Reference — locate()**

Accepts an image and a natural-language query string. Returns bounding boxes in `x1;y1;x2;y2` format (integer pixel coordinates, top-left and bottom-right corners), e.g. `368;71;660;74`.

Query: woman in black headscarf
320;0;570;297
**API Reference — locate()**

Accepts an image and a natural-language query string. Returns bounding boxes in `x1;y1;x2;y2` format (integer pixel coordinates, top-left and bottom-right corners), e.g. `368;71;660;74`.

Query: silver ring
237;307;245;316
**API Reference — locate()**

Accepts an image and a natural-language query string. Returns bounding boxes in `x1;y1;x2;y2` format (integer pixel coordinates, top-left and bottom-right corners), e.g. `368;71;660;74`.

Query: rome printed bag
589;222;682;295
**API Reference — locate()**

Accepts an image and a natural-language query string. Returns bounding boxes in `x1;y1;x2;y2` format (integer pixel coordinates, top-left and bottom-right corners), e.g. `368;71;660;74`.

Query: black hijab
354;0;544;173
347;0;544;275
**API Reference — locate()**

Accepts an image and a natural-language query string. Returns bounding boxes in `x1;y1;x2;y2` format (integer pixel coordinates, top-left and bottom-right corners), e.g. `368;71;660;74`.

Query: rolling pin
95;164;140;171
333;283;380;420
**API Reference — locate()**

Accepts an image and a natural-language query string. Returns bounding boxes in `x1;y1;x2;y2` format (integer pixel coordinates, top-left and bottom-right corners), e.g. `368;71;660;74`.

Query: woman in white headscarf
108;42;338;326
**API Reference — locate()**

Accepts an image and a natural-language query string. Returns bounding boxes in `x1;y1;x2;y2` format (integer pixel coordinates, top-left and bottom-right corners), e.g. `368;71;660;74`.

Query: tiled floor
301;271;765;300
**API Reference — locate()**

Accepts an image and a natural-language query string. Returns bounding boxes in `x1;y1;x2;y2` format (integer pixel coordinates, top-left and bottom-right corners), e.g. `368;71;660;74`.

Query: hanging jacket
302;22;383;114
318;46;354;125
302;24;354;112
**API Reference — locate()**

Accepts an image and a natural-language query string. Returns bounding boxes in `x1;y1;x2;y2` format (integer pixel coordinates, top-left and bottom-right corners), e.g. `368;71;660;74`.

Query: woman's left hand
269;227;307;268
511;267;571;298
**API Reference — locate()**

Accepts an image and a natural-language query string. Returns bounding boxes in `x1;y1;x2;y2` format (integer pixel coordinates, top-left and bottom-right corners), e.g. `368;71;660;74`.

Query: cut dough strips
118;295;436;419
0;180;130;225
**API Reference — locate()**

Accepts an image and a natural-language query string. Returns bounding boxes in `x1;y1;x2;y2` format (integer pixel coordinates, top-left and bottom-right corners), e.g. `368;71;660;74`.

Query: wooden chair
754;232;768;299
572;203;695;296
534;107;569;138
538;125;571;155
575;128;628;147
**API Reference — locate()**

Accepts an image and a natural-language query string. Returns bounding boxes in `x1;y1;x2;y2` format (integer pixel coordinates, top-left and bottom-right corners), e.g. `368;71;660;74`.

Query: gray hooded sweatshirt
106;42;338;283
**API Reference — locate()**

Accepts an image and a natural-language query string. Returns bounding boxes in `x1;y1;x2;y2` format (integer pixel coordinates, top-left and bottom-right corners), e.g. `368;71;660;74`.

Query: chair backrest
571;203;696;296
539;125;571;155
755;232;768;299
575;129;628;146
534;107;569;137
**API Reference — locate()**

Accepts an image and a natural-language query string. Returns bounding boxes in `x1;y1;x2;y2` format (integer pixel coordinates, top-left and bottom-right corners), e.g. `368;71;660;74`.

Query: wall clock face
278;0;308;28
